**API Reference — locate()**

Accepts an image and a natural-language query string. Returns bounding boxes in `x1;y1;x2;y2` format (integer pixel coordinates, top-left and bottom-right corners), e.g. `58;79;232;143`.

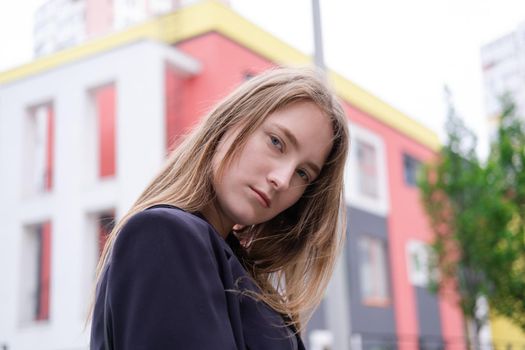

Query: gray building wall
306;207;446;350
415;286;443;349
346;206;397;349
306;298;328;332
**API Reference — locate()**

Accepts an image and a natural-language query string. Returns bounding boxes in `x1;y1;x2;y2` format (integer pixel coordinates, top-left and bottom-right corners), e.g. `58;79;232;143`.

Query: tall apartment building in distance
480;21;525;140
33;0;227;57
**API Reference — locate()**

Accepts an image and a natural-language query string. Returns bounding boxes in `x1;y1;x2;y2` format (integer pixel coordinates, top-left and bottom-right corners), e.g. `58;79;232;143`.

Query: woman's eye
270;135;283;151
297;169;310;182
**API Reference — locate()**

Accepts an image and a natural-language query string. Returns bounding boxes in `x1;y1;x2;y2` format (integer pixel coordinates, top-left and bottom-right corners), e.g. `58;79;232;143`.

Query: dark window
403;153;421;187
21;221;52;323
98;211;116;256
244;71;256;81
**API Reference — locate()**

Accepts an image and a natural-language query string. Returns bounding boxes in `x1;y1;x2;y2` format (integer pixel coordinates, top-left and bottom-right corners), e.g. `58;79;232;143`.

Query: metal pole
312;3;354;348
312;0;325;71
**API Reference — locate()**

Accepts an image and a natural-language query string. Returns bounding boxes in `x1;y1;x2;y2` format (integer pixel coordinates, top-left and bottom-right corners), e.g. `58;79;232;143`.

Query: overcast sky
2;0;525;158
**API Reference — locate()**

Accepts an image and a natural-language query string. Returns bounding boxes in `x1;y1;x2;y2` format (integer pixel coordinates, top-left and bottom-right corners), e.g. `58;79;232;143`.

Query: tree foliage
418;91;525;339
486;96;525;330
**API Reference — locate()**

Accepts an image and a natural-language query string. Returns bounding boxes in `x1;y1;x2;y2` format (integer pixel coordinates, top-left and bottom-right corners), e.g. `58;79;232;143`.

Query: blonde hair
90;66;349;332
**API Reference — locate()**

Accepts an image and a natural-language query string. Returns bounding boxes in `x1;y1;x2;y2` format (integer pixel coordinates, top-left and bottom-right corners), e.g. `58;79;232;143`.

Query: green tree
485;95;525;331
418;89;525;348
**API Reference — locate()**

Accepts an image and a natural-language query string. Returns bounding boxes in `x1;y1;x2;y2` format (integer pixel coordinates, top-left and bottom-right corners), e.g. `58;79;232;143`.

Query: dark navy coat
90;204;306;349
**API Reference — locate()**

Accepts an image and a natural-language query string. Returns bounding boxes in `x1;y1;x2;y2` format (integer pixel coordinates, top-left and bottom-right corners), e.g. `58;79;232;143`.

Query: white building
0;38;199;350
480;21;525;139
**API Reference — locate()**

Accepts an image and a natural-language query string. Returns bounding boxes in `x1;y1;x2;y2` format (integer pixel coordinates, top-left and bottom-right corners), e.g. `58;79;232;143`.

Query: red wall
95;85;116;178
165;65;187;151
172;33;274;140
37;221;52;321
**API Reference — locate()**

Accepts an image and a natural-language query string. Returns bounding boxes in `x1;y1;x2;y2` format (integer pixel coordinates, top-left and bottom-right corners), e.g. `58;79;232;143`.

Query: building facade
481;21;525;140
2;1;465;349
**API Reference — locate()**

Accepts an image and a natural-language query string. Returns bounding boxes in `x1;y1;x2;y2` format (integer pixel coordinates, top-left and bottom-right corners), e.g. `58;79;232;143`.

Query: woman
89;67;349;349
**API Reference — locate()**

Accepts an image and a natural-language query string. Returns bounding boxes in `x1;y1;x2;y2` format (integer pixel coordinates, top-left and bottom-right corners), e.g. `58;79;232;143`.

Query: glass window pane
357;140;378;198
358;235;389;304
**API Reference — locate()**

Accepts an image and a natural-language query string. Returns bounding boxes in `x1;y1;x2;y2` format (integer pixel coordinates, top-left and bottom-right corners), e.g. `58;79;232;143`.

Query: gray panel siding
346;206;397;347
306;297;327;333
415;286;444;349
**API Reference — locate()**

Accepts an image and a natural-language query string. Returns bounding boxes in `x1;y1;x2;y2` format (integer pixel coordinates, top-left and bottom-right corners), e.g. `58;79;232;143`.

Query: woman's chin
231;209;265;227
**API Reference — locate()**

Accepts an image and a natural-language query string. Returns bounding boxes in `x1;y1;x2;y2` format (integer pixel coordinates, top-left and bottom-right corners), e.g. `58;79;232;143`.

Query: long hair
90;66;350;332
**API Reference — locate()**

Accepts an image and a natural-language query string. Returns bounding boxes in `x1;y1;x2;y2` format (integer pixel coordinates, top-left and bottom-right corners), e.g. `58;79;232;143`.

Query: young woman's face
209;101;334;234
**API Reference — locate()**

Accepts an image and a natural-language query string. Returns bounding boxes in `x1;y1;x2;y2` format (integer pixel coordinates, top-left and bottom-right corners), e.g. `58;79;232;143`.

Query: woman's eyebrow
272;123;322;175
274;124;300;150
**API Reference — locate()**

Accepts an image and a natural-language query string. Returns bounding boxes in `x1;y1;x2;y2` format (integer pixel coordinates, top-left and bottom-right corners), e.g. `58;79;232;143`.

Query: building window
23;103;54;195
88;84;116;180
94;84;116;178
97;211;115;256
403;153;421;187
358;235;390;306
19;222;52;324
243;71;256;80
356;140;378;198
165;65;185;152
406;240;434;287
344;123;389;216
81;210;116;317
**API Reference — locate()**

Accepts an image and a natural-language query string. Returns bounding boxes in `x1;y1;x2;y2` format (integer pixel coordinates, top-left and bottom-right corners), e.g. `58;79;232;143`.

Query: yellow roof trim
329;71;440;150
0;0;439;150
162;1;311;66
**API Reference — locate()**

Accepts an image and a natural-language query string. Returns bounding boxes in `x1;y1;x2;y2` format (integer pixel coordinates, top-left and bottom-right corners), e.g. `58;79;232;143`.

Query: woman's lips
250;187;270;208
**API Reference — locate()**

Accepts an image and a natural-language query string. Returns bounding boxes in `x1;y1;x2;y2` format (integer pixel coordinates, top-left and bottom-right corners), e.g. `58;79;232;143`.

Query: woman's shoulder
114;204;219;254
140;204;208;229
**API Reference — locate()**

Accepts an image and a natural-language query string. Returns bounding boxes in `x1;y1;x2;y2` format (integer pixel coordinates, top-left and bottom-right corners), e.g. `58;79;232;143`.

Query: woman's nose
267;164;295;191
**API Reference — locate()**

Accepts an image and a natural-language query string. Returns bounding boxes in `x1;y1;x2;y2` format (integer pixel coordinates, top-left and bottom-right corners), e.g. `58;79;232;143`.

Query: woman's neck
199;204;233;239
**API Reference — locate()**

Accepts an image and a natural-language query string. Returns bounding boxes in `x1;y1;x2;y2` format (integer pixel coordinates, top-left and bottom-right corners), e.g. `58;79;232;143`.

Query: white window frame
406;240;433;287
344;122;389;216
